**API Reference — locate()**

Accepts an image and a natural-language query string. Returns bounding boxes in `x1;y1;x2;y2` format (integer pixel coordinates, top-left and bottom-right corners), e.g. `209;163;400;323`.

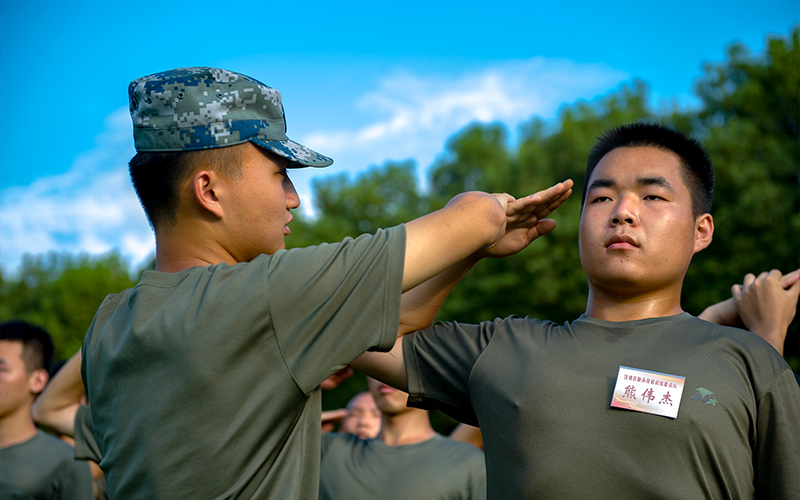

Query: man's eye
591;196;611;203
644;195;665;201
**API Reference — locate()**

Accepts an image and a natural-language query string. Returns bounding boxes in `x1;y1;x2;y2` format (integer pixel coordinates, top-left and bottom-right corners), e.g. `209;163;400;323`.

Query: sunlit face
367;377;409;416
338;392;381;439
579;147;711;297
223;143;300;261
0;340;40;419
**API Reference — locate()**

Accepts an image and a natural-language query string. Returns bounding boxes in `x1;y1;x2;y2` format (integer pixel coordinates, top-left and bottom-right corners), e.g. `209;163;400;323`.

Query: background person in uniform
335;391;381;439
354;122;800;499
80;67;573;499
319;377;485;500
0;321;93;499
32;349;107;499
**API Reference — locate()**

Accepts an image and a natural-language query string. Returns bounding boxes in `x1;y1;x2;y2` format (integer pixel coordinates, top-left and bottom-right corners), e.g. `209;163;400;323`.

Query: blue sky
1;0;797;274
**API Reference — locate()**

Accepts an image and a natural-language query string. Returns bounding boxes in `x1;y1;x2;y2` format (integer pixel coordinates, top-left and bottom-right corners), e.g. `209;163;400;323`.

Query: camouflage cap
128;67;333;168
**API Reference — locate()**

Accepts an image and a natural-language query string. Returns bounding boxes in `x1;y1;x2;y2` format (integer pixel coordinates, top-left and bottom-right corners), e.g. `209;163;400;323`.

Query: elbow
451;191;505;245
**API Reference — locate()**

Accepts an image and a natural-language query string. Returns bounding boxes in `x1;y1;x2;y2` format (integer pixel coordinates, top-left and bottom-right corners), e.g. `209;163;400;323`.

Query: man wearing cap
79;67;573;499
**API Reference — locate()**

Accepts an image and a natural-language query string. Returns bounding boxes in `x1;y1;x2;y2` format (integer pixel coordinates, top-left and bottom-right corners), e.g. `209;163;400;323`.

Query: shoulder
33;431;76;458
420;315;555;337
687;315;795;394
690;315;787;359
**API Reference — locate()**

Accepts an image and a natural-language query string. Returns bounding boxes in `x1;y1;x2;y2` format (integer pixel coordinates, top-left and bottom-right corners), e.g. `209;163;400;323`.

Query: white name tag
610;366;685;419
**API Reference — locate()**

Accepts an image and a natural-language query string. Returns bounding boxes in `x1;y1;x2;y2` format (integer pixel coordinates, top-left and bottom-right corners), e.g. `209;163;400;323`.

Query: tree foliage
0;251;138;361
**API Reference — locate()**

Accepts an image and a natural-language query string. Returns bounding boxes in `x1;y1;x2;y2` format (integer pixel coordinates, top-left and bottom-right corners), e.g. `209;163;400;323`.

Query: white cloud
0;108;153;275
289;57;628;216
0;57;629;274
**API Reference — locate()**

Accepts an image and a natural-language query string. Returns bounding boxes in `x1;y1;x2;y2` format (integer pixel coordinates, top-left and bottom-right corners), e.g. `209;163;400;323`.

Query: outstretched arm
354;180;574;389
399;180;573;335
32;349;84;437
401;180;573;292
700;269;800;354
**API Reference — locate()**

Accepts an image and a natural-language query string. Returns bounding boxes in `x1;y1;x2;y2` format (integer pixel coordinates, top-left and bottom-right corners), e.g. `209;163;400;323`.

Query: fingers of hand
523;179;574;204
781;269;800;288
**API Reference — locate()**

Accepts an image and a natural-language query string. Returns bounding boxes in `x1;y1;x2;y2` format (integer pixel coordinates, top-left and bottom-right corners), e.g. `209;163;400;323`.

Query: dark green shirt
0;431;93;500
320;433;486;500
404;313;800;499
82;227;405;499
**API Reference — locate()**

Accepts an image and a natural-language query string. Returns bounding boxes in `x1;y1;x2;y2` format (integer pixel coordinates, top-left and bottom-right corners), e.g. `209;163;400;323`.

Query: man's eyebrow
587;176;676;192
637;176;675;192
587;178;615;192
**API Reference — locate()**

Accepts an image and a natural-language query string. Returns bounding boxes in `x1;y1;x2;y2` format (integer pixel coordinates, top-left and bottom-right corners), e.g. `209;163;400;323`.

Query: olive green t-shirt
319;433;486;500
0;431;94;499
82;226;405;499
73;405;100;464
404;313;800;499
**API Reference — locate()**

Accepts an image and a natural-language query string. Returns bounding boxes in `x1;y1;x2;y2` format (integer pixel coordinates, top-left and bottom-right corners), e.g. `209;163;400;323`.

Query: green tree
287;160;429;249
0;251;138;361
683;29;800;325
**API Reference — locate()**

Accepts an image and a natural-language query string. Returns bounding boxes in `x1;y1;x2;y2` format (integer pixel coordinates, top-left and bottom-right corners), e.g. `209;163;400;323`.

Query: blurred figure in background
337;391;381;439
319;377;485;500
32;349;107;499
0;321;93;499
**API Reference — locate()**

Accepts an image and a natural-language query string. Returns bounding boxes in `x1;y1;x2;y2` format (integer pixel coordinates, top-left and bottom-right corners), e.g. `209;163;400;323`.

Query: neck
0;405;38;449
584;283;684;321
154;224;237;273
378;407;437;446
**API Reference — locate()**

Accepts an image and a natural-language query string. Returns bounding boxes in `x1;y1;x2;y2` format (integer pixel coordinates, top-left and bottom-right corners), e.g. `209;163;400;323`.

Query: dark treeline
2;30;797;416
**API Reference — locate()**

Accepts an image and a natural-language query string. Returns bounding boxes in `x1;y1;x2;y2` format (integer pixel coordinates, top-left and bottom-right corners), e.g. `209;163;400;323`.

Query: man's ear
693;213;714;254
192;170;225;219
29;369;49;395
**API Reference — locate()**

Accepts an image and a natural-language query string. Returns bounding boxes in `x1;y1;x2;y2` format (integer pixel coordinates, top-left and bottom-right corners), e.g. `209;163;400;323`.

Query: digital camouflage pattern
128;67;333;168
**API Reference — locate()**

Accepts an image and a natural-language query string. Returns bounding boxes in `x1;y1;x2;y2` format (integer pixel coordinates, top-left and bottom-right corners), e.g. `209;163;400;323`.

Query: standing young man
319;378;485;499
0;321;93;499
355;123;800;499
80;67;573;499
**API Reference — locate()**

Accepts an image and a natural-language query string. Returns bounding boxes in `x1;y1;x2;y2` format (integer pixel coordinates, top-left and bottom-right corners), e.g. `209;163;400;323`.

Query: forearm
402;192;505;291
399;255;480;336
31;349;84;436
698;297;742;327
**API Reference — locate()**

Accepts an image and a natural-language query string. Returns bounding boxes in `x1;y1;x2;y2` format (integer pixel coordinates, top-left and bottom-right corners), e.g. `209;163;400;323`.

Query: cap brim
251;138;333;168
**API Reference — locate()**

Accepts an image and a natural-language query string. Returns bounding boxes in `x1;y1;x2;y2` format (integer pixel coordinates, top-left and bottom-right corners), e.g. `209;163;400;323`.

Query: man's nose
285;176;300;209
610;196;639;226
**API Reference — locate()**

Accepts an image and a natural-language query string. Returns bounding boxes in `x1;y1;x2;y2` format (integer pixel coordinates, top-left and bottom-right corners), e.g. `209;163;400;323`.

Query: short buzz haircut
129;145;243;229
583;123;715;217
0;321;54;374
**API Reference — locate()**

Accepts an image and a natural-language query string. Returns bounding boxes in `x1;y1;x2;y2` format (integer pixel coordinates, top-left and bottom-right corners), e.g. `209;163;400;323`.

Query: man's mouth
284;214;293;234
606;233;639;250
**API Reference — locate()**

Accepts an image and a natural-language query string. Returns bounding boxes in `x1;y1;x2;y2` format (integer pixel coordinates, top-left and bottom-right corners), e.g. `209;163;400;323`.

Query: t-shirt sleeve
73;405;102;464
753;368;800;499
403;319;496;426
267;226;406;394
